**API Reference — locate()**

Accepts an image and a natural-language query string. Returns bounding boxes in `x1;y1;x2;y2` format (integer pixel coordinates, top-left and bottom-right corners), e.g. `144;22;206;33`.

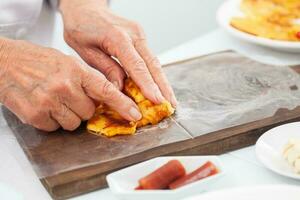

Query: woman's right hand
0;38;142;131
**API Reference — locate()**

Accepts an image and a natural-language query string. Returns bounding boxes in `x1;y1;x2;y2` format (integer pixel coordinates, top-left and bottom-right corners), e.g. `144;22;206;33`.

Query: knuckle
50;80;73;95
26;110;42;125
131;22;145;37
132;58;146;70
39;94;53;108
130;59;147;74
108;26;128;41
83;105;95;120
63;118;81;131
149;56;161;68
101;81;117;99
36;123;59;132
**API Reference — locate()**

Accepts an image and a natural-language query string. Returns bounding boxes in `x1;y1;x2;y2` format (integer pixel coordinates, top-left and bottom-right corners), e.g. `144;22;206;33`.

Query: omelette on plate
87;78;175;137
230;0;300;41
283;138;300;174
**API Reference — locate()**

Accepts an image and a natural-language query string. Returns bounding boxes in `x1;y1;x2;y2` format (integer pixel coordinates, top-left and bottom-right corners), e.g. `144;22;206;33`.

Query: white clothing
0;0;58;39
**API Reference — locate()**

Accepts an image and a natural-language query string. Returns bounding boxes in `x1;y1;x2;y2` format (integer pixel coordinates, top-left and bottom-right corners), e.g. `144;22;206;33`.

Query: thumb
81;66;142;121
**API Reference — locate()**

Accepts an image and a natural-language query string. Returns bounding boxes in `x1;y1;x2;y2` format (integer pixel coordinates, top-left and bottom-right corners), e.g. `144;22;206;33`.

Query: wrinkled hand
59;0;177;107
0;39;142;131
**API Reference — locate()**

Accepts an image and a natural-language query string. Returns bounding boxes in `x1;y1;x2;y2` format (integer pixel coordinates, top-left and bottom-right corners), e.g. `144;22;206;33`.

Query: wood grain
4;51;300;200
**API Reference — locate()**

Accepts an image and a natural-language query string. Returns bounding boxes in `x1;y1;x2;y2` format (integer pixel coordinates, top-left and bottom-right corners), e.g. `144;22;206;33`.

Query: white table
1;29;300;200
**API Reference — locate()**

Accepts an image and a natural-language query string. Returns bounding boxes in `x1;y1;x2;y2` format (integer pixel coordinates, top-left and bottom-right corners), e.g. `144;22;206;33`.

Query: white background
2;1;300;200
110;0;223;53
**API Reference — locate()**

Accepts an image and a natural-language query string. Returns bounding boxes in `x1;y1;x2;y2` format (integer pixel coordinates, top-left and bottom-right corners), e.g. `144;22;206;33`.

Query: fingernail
156;90;165;103
171;95;178;108
113;81;120;90
129;107;142;121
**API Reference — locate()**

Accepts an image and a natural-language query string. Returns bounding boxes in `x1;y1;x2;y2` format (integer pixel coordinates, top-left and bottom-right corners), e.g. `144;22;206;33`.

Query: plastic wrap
165;51;300;135
3;51;300;179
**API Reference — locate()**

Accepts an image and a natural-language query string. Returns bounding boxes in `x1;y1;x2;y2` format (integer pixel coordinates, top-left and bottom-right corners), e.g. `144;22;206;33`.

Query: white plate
217;0;300;52
255;122;300;180
106;156;224;200
184;185;300;200
0;183;23;200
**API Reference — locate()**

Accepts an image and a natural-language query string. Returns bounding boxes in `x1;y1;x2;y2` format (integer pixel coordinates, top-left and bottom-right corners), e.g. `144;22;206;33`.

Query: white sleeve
0;0;43;38
48;0;110;9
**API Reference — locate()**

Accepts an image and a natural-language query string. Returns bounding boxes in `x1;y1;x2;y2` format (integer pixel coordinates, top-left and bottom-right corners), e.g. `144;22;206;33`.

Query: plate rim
183;184;300;200
255;122;300;180
216;0;300;50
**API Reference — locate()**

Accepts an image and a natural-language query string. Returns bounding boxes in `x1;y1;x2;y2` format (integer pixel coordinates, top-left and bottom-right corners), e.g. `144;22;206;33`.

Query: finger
80;66;142;121
103;33;165;104
2;89;60;131
134;39;177;107
59;84;96;121
30;113;60;132
51;103;81;131
81;48;126;90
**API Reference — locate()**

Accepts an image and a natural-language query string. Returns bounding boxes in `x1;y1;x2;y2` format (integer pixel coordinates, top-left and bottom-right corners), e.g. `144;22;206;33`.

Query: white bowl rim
183;184;300;200
106;156;225;194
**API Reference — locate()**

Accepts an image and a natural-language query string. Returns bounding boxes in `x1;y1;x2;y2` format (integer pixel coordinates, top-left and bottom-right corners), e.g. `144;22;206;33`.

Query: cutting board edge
42;106;300;187
42;112;300;200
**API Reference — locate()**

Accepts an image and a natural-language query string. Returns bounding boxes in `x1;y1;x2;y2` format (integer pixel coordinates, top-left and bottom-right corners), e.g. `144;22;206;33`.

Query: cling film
2;51;300;179
165;51;300;135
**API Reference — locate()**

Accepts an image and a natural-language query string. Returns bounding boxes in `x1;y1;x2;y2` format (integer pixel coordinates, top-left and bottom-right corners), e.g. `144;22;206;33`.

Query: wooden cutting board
4;51;300;200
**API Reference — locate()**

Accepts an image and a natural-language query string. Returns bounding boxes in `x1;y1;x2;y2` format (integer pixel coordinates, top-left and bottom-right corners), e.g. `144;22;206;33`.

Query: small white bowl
183;185;300;200
256;122;300;180
106;156;224;200
217;0;300;53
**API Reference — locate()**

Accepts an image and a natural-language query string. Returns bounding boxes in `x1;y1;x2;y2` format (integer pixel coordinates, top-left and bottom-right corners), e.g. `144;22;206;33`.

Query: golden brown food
230;0;300;41
123;78;175;128
87;104;137;137
87;78;175;137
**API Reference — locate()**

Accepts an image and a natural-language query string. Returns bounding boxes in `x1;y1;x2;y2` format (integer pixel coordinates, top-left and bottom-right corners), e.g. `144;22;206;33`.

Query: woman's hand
59;0;177;107
0;38;142;131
